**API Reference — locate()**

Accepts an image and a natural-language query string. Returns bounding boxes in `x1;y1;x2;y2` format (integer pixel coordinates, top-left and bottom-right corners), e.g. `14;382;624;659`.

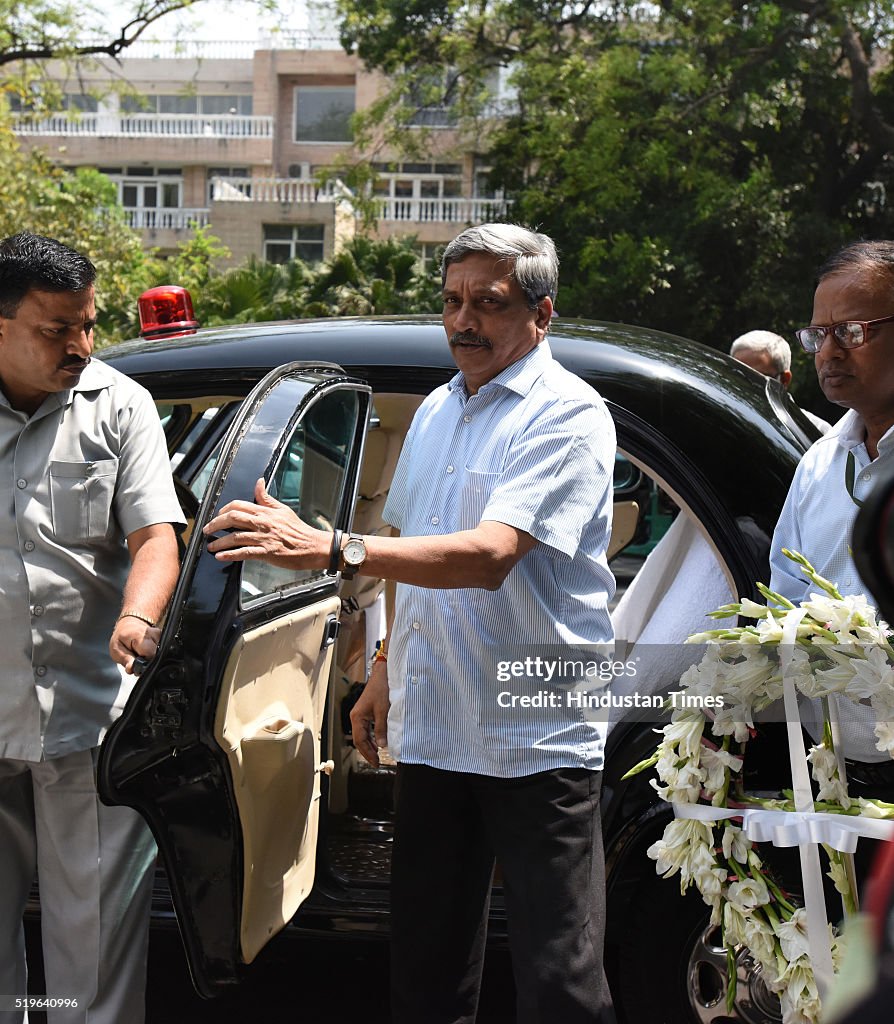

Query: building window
121;95;252;116
158;94;199;115
200;95;253;116
106;167;184;211
263;224;325;264
415;242;444;274
64;93;99;113
294;86;354;142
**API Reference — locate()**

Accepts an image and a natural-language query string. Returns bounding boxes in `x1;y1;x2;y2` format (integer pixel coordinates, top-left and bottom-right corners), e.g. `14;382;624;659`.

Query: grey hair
730;330;791;375
440;223;559;308
816;240;894;288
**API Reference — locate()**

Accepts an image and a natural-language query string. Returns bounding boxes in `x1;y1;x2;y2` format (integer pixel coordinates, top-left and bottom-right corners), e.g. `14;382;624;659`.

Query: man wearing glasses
770;240;894;759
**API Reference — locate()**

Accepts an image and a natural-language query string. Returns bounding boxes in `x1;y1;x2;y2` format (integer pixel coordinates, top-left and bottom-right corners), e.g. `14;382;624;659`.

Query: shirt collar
834;408;894;457
0;359;115;423
447;339;552;398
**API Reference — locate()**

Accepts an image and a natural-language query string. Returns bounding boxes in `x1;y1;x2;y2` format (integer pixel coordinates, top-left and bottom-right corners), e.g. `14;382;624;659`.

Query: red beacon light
138;285;199;339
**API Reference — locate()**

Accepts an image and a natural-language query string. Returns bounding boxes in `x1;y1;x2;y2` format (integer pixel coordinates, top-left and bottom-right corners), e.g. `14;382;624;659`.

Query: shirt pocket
49;459;118;542
458;469;500;531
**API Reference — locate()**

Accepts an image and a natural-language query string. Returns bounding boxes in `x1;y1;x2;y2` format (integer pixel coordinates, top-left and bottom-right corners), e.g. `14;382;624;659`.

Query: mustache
59;355;91;370
449;332;492;349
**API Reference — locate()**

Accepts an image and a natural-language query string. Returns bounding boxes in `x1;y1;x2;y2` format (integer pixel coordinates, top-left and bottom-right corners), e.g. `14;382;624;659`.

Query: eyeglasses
795;313;894;353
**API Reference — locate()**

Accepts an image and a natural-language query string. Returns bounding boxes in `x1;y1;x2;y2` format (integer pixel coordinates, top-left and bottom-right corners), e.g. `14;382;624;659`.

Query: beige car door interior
214;595;340;962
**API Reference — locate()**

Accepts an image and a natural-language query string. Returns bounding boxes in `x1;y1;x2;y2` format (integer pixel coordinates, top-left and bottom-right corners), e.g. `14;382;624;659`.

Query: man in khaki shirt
0;233;184;1023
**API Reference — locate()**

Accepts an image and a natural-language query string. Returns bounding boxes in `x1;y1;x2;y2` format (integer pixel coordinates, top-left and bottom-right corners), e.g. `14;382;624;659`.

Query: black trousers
390;763;614;1024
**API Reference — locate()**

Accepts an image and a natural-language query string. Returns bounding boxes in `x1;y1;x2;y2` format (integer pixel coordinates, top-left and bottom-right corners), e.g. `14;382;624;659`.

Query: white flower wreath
625;549;894;1023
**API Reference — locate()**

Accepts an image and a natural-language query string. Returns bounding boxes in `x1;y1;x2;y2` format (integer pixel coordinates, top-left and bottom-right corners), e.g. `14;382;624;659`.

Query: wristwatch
340;533;367;579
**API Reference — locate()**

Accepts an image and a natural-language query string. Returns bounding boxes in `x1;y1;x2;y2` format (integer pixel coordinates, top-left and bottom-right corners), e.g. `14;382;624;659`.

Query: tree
333;0;894;382
0;117;152;342
102;234;443;338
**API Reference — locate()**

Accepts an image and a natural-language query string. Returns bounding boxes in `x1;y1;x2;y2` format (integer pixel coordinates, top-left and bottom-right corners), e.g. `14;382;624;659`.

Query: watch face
343;538;366;566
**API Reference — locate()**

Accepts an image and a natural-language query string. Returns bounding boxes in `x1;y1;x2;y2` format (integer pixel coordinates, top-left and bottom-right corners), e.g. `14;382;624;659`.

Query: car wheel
611;823;783;1024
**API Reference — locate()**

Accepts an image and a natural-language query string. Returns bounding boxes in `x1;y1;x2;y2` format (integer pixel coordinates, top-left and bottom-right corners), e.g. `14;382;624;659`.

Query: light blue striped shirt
770;409;894;604
382;340;616;777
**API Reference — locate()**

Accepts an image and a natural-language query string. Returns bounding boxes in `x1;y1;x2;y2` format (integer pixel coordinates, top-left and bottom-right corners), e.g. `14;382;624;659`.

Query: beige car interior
213;597;340;963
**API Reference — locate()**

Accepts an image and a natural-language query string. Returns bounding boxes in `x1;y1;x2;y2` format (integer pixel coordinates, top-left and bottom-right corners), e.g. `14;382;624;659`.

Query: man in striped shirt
206;223;617;1022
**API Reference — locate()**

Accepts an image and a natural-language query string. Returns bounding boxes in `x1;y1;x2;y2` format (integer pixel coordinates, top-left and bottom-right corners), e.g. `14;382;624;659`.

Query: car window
241;387;360;606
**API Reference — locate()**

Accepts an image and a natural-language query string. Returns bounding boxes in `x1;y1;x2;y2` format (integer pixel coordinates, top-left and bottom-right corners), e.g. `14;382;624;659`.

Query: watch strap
327;529;343;576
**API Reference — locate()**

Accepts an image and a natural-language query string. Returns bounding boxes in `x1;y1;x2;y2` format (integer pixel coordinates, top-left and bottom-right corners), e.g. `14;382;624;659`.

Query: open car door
97;363;371;997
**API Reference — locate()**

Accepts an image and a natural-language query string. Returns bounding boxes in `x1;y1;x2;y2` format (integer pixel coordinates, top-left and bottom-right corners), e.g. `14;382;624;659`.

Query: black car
88;312;818;1023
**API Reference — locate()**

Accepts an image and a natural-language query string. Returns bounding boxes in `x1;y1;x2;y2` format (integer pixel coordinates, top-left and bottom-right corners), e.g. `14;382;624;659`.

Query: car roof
99;313;812;452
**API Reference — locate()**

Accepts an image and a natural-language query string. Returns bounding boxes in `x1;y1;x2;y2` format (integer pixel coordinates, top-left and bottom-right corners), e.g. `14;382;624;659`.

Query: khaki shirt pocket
49;459;118;542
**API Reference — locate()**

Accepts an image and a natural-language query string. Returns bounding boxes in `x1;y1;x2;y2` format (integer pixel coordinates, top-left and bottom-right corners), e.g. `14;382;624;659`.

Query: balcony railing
13;114;274;139
211;177;340;203
377;196;510;223
211;178;511;223
124;208;210;230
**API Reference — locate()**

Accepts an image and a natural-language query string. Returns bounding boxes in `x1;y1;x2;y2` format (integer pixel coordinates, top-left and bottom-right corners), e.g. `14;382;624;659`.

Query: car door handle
320;614;340;650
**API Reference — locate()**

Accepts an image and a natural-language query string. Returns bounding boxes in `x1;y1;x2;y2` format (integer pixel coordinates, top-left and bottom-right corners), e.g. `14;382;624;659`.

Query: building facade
12;35;510;266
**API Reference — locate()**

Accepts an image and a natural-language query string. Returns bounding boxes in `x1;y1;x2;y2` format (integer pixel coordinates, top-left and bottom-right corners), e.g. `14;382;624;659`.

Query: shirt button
446;466;455;474
463;415;472;423
863;473;871;482
412;621;421;630
410;676;418;685
16;478;26;489
431;516;440;525
35;665;47;677
32;605;44;617
23;540;35;552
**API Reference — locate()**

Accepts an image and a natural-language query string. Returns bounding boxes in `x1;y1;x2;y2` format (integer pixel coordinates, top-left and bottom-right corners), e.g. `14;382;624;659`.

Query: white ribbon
783;612;836;997
673;802;894;854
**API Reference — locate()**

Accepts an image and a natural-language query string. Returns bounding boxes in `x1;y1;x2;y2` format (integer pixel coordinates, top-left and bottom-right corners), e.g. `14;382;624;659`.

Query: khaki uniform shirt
0;359;184;761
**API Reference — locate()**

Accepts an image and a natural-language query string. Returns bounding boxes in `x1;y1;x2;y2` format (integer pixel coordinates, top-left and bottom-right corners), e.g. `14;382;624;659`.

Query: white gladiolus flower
738;598;770;619
858;797;894;818
874;719;894;757
806;744;836;779
646;819;714;878
726;874;770;913
723;900;749;945
842;645;894;700
742;915;778;968
662;710;705;760
779;961;820;1024
756;610;787;644
718;651;776;702
701;745;743;796
720;823;751;865
774;909;810;962
709;703;753;743
802;592;871;633
816;775;851;808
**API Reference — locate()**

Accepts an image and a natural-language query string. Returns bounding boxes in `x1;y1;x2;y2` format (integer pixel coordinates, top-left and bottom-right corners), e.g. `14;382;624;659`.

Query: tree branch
0;0;204;67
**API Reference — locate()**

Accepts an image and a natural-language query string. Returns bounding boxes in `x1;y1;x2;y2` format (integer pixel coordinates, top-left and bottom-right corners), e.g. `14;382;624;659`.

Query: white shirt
770;409;894;761
770;409;894;604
